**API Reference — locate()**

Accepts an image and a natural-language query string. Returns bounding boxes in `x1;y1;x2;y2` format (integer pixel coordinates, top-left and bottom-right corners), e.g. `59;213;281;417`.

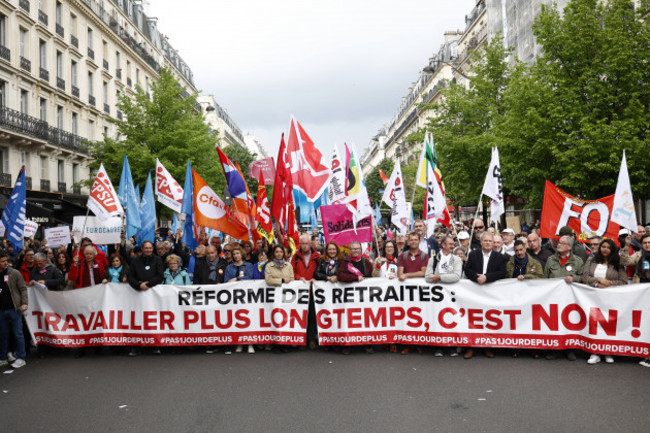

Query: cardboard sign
72;216;123;244
44;226;72;248
23;220;39;238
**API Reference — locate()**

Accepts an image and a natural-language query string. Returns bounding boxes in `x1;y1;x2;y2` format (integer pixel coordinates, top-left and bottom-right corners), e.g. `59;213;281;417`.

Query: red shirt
398;249;428;274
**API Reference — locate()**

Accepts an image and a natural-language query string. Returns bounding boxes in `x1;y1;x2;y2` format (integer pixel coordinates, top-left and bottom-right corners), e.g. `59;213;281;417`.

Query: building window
71;60;77;85
88;72;93;96
0;14;7;47
40;98;47;122
70;13;76;37
39;40;47;69
88;119;94;141
116;51;120;68
72;163;79;184
103;126;108;137
103;82;108;103
20;90;28;114
58;160;64;183
87;27;93;50
56;2;62;26
19;28;27;57
136;68;140;85
0;148;8;173
21;151;30;173
56;51;63;77
56;105;63;129
71;112;78;134
0;80;5;106
40;156;48;179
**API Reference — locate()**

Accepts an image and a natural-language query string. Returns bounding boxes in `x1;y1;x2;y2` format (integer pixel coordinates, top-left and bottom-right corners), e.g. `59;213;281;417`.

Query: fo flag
540;180;619;243
327;145;346;205
88;164;123;222
1;168;26;252
481;147;504;224
381;160;409;234
192;169;249;241
155;159;183;213
287;116;330;201
612;150;638;232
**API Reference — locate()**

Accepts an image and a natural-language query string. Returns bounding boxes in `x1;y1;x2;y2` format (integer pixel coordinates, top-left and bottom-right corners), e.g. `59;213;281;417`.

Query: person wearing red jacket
68;245;106;289
291;234;321;350
19;249;36;283
72;237;109;270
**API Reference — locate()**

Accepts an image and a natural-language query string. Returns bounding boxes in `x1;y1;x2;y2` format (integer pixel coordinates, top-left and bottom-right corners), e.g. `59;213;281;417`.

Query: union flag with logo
87;164;123;222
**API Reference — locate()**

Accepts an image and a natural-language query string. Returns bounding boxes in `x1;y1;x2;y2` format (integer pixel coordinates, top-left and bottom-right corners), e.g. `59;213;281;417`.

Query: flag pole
469;194;484;245
370;210;382;260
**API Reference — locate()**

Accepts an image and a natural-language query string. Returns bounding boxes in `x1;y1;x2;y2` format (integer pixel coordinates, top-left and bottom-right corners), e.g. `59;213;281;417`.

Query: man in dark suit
463;231;507;359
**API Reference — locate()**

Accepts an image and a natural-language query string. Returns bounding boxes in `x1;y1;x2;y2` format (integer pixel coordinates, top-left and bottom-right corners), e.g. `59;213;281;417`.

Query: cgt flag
88;164;124;222
540;180;619;243
327;145;347;205
155;159;183;213
192;169;249;241
255;184;274;243
381;160;409;234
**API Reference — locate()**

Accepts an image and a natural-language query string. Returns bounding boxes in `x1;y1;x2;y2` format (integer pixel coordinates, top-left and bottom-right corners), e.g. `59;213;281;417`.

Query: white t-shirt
594;264;608;280
482;251;492;275
438;253;452;274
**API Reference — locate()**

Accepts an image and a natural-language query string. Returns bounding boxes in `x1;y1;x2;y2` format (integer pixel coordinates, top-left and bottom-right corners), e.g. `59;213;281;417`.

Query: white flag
612;150;637;232
155;159;183;213
87;164;124;222
425;161;446;238
327;145;347;205
381;160;409;234
481;147;504;224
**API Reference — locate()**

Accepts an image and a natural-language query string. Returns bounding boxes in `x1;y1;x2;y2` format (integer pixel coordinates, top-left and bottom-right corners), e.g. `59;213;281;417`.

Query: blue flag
136;171;156;245
134;184;141;204
310;203;318;230
118;155;141;239
375;202;383;226
1;168;26;253
181;160;198;252
171;213;179;234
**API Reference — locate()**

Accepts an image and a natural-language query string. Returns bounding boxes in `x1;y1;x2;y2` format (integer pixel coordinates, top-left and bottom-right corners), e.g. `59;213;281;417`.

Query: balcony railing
116;68;122;79
40;179;50;191
89;95;96;106
19;0;30;13
25;176;32;190
0;46;9;62
39;67;49;81
38;10;48;25
87;48;94;60
56;23;64;38
116;110;123;120
71;85;79;98
103;59;109;70
56;77;65;91
20;57;31;72
0;105;89;154
0;172;11;187
71;35;79;49
57;182;66;193
103;103;110;114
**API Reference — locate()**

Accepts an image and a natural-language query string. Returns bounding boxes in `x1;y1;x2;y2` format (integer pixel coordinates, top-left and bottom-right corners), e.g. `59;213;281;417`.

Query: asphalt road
1;347;649;433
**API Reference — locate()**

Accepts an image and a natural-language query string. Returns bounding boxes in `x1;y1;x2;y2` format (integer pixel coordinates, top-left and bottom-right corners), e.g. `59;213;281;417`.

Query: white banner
26;281;309;347
313;278;650;357
44;226;71;248
72;216;123;245
23;220;38;238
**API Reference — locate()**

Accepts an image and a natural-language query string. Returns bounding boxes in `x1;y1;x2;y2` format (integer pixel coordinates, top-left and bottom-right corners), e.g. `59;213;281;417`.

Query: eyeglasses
475;226;485;229
223;249;231;253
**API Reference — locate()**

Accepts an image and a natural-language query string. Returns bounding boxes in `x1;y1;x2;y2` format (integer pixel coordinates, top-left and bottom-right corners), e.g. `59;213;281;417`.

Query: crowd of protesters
2;218;650;369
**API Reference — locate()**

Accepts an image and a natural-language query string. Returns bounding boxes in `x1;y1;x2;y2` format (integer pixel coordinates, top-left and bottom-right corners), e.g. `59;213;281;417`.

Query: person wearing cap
557;226;588;262
501;228;516;256
527;232;553;268
543;235;584;361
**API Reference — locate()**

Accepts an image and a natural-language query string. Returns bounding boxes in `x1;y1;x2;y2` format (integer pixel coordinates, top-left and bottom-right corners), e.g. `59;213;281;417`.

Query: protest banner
320;204;373;245
23;220;38;238
44;226;71;248
540;180;619;243
72;216;123;244
25;281;309;348
313;278;650;357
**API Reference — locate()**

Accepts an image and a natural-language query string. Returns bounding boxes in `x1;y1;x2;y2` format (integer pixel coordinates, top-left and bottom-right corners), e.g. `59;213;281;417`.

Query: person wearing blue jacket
252;249;268;280
224;245;255;354
163;255;191;286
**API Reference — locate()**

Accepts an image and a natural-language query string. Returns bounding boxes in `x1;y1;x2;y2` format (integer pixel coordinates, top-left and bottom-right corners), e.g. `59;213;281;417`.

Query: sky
147;0;476;160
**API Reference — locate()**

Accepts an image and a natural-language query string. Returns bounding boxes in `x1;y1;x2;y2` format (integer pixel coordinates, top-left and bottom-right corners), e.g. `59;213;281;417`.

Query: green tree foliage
87;67;220;199
221;143;258;196
365;158;394;208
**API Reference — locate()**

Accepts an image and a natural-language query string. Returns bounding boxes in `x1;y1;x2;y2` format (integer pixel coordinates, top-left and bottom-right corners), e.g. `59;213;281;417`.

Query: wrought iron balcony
0;46;9;62
40;179;50;192
87;48;94;60
71;85;79;98
71;35;79;49
56;23;64;38
39;67;49;81
73;185;81;194
104;103;110;114
0;172;11;187
58;182;66;193
38;10;48;25
127;77;132;87
116;68;122;79
57;77;65;91
116;110;123;120
89;95;96;106
103;59;109;70
20;56;31;72
25;176;32;190
19;0;30;13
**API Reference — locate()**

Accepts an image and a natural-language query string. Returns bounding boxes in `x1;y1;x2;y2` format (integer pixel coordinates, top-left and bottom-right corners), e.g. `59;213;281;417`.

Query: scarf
273;259;285;268
513;254;528;277
207;258;219;282
347;257;365;277
108;265;122;282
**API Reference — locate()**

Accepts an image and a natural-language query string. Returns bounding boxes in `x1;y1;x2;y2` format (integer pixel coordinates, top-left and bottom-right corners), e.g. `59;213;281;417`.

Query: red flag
192;169;250;241
379;169;389;186
540;180;619;244
286;116;330;201
249;158;276;185
271;134;293;230
87;164;123;222
255;184;274;243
